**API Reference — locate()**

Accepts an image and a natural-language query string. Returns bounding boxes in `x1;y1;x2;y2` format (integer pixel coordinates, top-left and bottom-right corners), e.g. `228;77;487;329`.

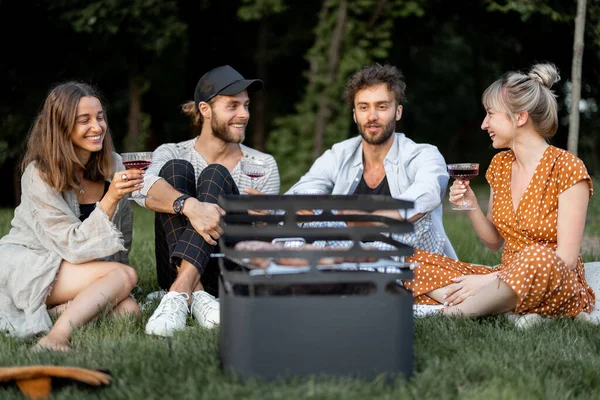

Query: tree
50;0;187;151
237;0;287;151
267;0;425;190
569;0;587;156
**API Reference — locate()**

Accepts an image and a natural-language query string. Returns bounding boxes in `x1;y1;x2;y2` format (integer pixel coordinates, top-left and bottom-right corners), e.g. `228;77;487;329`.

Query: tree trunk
568;0;587;156
252;17;268;151
311;0;347;160
307;0;330;88
125;55;142;152
367;0;389;29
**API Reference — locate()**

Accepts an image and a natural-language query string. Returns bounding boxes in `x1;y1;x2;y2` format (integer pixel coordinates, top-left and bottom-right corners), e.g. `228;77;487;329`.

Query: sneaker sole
145;324;184;337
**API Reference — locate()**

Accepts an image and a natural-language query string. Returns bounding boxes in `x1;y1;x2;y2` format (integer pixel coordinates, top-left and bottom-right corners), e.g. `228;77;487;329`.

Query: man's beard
211;115;245;144
358;118;396;145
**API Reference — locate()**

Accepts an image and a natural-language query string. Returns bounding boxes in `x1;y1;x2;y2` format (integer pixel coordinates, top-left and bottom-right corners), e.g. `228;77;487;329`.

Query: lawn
1;185;600;399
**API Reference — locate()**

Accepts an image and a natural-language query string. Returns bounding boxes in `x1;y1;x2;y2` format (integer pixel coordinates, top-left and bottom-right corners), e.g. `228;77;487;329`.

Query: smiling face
69;96;107;163
353;84;402;146
481;107;515;149
206;91;250;144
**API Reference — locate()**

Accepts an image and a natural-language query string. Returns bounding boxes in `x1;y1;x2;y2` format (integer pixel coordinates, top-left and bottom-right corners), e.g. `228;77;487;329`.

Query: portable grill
217;194;416;381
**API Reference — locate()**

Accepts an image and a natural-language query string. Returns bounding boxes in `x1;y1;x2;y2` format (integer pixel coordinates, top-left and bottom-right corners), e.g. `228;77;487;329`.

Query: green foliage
484;0;573;22
267;0;426;191
123;111;152;153
237;0;287;20
49;0;186;55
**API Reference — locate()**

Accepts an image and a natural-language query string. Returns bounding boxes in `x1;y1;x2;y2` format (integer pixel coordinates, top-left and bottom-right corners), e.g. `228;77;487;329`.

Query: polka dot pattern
404;146;596;317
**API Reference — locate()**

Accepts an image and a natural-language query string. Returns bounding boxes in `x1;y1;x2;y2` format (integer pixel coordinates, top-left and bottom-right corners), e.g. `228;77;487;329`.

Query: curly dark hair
343;63;407;108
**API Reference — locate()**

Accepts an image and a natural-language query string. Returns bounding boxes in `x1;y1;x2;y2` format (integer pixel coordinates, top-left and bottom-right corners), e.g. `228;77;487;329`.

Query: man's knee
200;163;231;180
198;163;236;195
159;159;195;186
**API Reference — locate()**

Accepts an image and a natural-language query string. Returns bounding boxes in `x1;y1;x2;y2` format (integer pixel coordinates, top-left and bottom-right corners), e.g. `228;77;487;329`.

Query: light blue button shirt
287;132;457;259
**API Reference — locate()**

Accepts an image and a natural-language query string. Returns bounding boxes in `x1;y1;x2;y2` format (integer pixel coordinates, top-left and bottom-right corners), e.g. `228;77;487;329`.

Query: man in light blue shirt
286;63;456;259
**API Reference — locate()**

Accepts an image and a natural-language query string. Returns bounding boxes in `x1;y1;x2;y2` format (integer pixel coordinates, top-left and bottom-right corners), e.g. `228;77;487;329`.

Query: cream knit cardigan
0;154;132;337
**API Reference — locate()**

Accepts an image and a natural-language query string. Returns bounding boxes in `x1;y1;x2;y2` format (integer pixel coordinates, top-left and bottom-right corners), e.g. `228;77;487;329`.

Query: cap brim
218;79;263;96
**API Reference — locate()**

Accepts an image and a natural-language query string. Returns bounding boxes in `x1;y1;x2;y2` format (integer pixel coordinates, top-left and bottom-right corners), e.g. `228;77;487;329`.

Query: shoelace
153;293;189;323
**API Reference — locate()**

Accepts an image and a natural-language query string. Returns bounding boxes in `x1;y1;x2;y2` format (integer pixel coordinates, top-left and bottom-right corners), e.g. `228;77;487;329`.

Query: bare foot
440;305;464;316
33;336;71;352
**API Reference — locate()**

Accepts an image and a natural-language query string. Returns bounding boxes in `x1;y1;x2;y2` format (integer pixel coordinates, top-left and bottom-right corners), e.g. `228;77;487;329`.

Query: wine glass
121;152;153;201
240;156;267;190
447;163;479;211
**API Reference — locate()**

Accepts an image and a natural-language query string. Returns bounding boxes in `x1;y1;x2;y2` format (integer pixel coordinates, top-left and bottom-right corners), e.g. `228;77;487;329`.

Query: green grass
1;189;600;399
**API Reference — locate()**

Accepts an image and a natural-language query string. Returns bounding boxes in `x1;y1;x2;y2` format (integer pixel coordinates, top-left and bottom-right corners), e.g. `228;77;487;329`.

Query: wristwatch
173;194;192;215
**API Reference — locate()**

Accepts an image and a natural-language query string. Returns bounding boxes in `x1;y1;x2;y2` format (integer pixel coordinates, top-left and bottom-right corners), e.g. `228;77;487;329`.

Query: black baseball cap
194;65;263;108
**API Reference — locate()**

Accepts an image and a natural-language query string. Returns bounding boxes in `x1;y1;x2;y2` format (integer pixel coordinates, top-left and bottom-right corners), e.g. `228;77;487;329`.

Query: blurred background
1;0;599;206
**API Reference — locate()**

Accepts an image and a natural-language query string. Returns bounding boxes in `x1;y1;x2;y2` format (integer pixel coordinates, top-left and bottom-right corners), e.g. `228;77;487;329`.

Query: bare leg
169;260;201;304
36;261;138;351
49;296;140;320
442;278;517;316
111;297;141;317
425;287;447;304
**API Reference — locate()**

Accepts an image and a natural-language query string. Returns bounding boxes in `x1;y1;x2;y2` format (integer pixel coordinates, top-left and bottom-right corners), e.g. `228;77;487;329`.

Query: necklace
76;173;85;195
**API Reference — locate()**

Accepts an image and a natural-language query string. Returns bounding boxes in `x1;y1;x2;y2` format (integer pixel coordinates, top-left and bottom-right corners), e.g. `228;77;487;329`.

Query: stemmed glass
447;163;479;211
121;152;153;201
240;156;267;190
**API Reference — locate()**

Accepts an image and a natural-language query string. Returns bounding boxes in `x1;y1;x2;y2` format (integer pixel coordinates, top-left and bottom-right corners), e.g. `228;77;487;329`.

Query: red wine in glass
245;171;266;179
447;163;479;210
122;160;152;170
121;152;153;200
240;156;267;189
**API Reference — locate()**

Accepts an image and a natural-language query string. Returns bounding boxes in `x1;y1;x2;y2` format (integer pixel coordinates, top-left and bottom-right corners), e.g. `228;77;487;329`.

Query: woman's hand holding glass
106;169;145;203
448;179;478;211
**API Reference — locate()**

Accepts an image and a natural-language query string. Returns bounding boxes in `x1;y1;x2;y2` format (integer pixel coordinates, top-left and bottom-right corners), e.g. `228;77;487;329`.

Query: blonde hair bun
528;63;560;89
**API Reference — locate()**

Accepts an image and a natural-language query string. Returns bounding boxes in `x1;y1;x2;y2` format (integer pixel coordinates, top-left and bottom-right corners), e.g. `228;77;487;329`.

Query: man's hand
335;209;385;227
443;274;498;306
243;188;270;217
182;198;225;245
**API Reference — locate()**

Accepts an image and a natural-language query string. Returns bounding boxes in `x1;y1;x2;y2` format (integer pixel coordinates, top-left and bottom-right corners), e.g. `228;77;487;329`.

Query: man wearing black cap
137;65;280;337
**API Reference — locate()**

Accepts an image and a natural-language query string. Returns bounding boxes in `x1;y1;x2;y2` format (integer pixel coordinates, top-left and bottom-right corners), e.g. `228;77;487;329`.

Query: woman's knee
514;244;560;272
109;263;138;290
121;265;138;289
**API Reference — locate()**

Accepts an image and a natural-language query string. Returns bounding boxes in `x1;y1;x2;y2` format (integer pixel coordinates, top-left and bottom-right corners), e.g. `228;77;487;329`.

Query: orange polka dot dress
405;146;596;316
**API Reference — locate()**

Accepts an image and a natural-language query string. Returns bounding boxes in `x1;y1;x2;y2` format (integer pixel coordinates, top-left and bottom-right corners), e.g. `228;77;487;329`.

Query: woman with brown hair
0;81;145;351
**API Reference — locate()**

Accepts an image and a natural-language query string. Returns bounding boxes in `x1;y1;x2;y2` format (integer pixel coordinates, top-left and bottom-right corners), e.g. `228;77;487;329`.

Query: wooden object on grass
0;366;111;399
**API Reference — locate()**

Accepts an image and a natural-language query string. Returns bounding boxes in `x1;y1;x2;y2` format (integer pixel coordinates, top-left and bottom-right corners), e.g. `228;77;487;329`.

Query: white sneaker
145;292;190;337
190;291;220;328
413;304;444;317
510;313;544;329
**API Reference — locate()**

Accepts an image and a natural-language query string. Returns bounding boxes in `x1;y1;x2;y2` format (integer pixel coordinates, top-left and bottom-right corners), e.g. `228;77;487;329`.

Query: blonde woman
405;63;595;319
0;81;144;351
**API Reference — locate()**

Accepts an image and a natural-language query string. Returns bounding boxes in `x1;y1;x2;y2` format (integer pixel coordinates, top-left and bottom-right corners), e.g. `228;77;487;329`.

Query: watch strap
174;194;192;214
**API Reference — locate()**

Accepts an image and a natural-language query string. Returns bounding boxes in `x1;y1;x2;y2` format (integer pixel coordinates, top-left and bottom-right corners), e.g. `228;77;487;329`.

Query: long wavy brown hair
21;81;115;192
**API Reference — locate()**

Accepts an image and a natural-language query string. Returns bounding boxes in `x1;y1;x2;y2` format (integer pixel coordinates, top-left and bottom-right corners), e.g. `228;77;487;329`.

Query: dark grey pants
154;160;239;296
